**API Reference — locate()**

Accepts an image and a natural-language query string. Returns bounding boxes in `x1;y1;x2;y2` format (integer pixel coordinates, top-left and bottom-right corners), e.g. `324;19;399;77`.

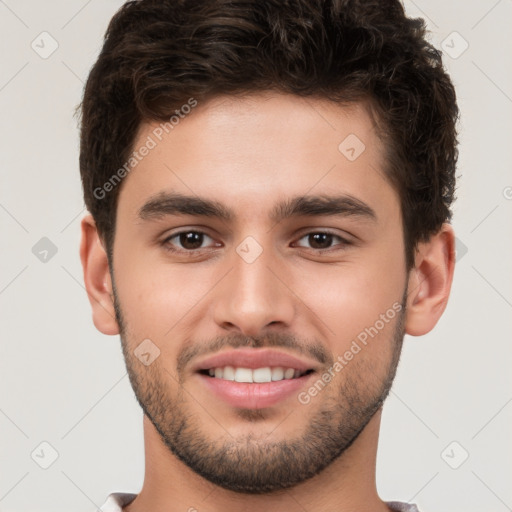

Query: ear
405;223;456;336
79;214;119;335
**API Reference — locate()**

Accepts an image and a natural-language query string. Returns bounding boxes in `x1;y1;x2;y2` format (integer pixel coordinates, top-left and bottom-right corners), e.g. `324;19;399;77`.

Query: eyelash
161;230;352;255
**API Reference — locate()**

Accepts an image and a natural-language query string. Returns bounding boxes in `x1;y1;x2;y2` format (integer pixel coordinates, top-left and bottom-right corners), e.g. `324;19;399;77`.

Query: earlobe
405;223;456;336
79;214;120;335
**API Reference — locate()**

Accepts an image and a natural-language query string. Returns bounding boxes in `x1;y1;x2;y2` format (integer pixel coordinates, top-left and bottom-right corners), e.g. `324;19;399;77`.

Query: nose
212;237;296;337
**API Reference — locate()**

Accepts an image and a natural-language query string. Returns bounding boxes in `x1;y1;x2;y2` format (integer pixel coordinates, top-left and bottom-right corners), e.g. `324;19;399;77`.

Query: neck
123;409;391;512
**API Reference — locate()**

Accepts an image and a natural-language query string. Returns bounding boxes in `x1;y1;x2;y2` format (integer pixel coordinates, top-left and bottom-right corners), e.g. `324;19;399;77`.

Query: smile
201;366;314;383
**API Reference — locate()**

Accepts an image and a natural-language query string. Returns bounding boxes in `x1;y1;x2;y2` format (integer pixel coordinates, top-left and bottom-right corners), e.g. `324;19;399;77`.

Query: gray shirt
99;492;421;511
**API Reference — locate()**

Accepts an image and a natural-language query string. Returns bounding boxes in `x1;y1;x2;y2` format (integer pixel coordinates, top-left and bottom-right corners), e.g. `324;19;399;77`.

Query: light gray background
1;1;511;511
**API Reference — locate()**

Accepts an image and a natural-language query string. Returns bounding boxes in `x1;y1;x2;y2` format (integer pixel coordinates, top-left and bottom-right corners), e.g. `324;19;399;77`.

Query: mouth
198;366;315;383
193;348;319;409
196;369;316;410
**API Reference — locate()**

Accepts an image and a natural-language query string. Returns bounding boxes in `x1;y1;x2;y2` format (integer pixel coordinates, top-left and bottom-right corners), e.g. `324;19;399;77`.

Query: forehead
116;92;398;226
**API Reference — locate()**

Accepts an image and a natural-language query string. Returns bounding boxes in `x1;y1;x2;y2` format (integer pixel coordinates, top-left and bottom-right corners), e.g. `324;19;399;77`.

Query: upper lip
192;348;320;373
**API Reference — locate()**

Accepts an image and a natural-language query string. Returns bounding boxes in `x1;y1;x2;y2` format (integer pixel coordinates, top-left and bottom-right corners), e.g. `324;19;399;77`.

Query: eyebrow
138;191;377;224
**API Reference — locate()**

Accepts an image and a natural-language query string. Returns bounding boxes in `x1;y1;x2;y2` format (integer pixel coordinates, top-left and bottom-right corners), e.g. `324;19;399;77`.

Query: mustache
176;331;332;374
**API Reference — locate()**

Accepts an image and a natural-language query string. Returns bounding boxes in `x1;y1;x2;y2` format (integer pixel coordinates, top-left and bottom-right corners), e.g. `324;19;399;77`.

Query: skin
80;92;455;512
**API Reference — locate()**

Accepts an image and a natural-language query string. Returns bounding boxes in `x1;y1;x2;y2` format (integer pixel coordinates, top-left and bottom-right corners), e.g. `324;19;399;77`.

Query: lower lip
197;373;314;409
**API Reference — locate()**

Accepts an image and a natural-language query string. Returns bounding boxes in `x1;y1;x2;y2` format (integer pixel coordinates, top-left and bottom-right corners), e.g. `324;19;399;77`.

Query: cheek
113;259;214;342
292;258;403;340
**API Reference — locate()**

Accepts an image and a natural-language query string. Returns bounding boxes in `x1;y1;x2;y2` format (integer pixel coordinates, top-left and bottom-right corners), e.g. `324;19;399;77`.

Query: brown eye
307;233;334;249
177;232;205;250
162;231;216;253
295;231;351;251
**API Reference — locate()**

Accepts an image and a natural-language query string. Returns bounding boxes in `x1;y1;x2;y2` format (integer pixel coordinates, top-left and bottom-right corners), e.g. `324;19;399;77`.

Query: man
78;0;458;511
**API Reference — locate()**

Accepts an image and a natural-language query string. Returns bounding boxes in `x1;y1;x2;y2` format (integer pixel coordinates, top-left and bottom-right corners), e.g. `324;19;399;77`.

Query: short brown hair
78;0;459;271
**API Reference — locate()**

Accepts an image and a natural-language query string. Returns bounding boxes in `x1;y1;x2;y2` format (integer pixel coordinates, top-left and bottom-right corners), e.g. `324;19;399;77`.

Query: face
110;93;409;493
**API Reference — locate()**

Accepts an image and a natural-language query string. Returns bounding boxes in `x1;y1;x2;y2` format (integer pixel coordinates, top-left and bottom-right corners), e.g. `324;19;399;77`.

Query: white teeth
284;368;295;379
223;365;235;381
206;366;307;382
271;367;284;381
253;367;272;383
234;367;253;383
